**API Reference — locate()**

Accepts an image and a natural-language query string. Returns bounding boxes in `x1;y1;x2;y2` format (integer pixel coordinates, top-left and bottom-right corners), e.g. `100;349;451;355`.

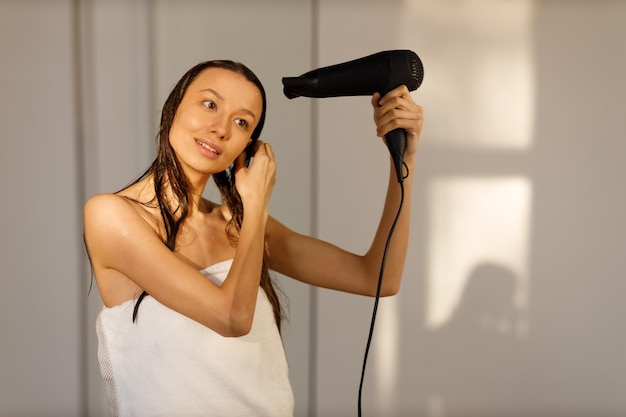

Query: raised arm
266;85;423;296
83;141;276;337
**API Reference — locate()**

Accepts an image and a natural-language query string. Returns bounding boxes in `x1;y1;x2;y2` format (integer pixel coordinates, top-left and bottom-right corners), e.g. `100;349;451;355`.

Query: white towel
96;259;294;417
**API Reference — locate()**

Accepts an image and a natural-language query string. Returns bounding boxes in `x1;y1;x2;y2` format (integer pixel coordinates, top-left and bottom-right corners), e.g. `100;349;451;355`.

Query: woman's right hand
233;140;276;215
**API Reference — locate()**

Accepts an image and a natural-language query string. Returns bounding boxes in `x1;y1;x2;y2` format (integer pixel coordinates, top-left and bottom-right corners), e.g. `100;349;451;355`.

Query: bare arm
267;86;423;296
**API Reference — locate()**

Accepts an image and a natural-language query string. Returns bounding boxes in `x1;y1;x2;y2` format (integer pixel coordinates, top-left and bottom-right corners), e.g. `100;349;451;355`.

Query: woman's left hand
371;85;424;158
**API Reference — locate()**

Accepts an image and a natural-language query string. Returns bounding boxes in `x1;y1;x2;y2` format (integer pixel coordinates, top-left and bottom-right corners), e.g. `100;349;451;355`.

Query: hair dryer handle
385;128;407;183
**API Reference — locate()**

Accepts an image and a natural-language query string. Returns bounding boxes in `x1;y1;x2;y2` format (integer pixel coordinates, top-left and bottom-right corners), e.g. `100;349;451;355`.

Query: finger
374;101;416;132
263;142;275;160
375;94;421;123
377;85;411;106
378;94;418;116
371;92;383;108
378;103;423;124
376;107;423;138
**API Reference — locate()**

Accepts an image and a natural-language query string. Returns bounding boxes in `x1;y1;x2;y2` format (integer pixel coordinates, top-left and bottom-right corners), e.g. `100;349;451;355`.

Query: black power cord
357;161;408;417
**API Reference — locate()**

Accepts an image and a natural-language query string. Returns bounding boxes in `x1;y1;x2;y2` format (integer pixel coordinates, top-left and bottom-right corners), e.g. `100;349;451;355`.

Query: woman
83;59;423;416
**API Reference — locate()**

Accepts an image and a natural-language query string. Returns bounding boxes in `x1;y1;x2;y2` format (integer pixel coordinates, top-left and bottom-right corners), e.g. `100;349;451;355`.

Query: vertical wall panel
77;0;155;415
0;0;82;415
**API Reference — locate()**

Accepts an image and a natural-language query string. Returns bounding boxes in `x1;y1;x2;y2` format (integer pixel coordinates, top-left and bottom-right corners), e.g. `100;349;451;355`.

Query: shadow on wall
424;262;528;417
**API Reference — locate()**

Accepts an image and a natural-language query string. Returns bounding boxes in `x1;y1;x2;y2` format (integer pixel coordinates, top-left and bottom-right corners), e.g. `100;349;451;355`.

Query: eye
234;118;249;129
202;100;216;110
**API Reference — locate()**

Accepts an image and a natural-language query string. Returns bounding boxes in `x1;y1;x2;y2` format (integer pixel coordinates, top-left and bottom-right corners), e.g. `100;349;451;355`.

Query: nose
210;114;230;140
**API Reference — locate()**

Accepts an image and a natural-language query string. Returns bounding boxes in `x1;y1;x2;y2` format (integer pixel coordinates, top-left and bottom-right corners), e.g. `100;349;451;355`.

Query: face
169;67;264;177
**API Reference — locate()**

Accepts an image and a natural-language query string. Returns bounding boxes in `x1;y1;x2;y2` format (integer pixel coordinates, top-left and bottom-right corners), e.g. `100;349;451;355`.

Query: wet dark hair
128;60;282;331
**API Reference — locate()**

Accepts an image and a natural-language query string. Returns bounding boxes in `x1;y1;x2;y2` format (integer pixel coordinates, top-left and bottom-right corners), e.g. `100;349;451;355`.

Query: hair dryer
282;50;424;183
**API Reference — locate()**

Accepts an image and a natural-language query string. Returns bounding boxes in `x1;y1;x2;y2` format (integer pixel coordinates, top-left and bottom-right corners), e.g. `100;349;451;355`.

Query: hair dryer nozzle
282;77;318;99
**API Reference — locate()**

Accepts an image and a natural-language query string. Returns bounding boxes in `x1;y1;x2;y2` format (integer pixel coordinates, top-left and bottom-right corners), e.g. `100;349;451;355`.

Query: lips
195;139;221;157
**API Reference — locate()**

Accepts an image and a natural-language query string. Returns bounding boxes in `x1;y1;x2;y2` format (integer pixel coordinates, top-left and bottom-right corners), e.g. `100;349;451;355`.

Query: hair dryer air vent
408;51;424;90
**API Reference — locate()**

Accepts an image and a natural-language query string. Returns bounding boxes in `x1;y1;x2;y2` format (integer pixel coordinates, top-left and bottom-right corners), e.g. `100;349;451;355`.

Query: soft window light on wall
401;0;535;150
426;177;531;336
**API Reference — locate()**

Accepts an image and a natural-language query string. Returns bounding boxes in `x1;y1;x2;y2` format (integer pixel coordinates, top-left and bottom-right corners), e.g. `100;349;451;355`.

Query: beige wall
1;1;625;416
0;0;83;415
315;1;626;416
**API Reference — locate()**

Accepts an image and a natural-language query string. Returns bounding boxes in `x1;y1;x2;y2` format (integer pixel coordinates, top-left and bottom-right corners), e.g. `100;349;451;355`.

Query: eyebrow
200;88;257;121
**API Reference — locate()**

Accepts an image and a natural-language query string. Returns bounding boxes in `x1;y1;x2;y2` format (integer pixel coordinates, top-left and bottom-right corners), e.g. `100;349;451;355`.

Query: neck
150;171;212;217
187;174;212;211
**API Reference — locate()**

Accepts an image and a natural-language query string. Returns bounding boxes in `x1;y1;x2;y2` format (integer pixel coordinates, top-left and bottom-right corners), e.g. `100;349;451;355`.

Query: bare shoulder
84;193;146;232
83;193;159;261
84;192;130;214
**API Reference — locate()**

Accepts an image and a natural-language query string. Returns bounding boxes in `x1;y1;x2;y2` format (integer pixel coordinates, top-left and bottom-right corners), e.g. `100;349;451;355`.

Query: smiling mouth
196;140;220;155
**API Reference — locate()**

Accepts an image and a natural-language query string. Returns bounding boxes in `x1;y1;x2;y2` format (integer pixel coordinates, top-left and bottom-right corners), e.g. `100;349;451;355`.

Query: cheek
224;141;250;161
169;111;202;146
174;110;203;131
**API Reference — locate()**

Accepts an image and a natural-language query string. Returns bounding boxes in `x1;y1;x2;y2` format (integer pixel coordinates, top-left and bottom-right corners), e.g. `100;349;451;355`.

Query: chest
173;214;236;270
